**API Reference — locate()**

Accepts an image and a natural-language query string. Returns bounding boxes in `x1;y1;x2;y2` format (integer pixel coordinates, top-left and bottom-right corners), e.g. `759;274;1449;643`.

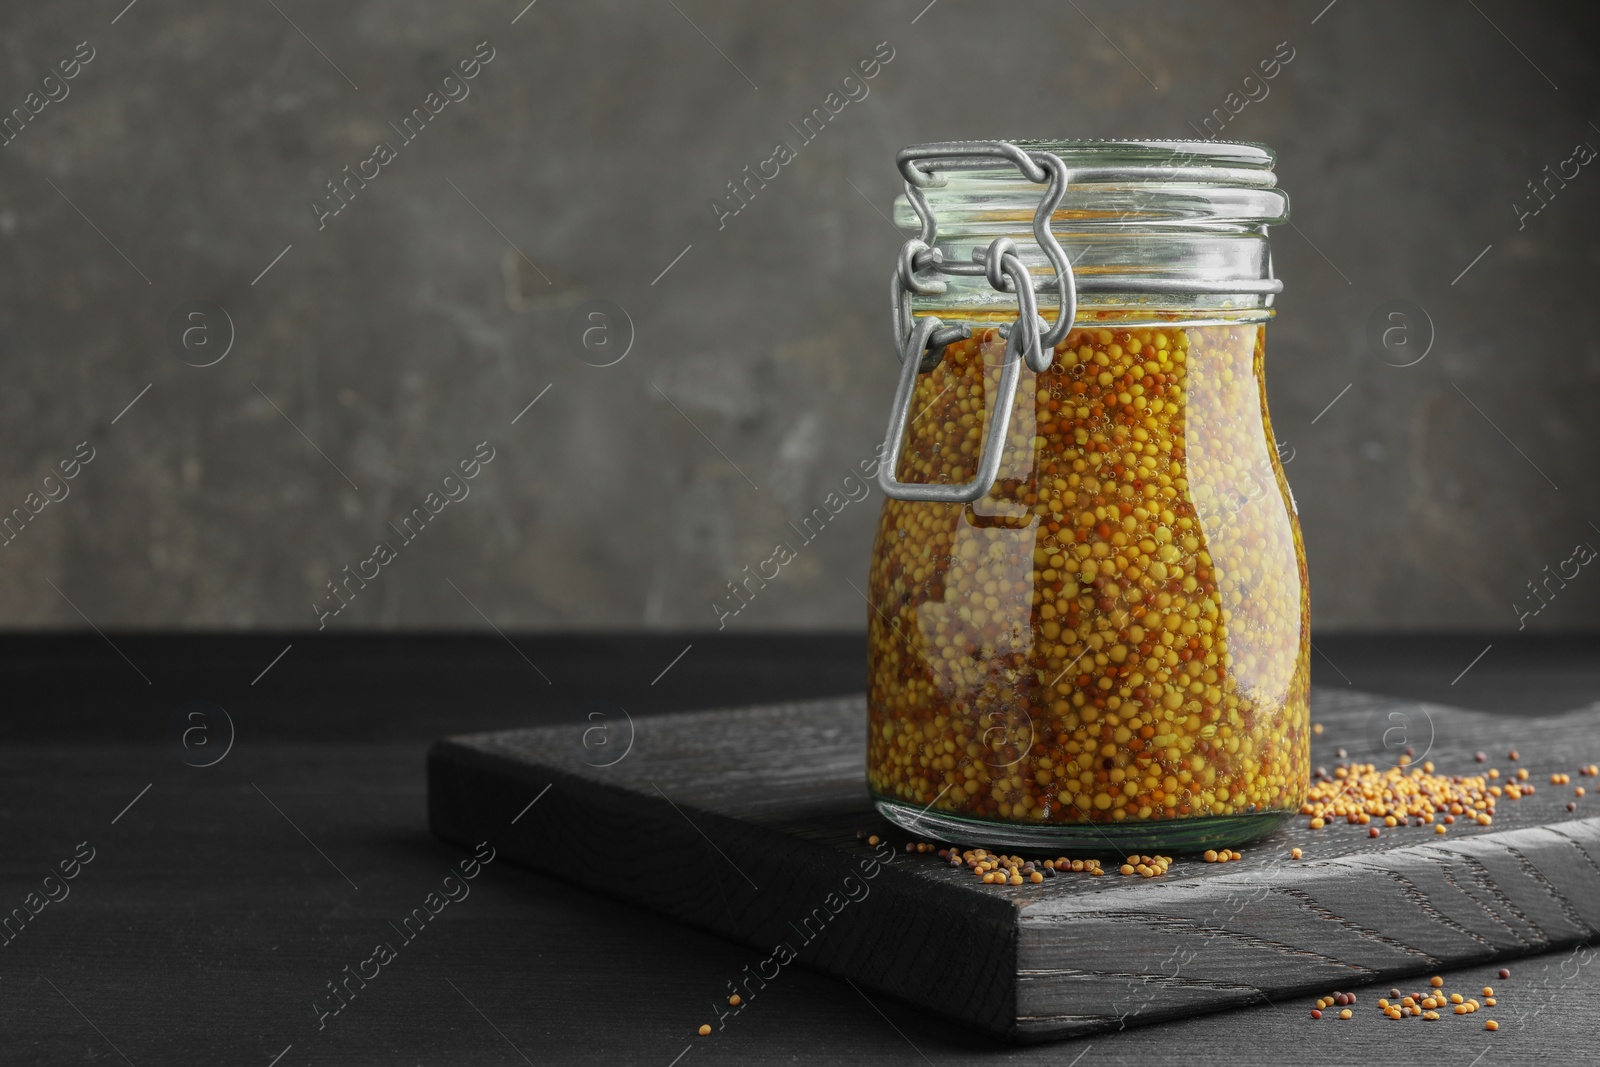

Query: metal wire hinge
877;141;1074;504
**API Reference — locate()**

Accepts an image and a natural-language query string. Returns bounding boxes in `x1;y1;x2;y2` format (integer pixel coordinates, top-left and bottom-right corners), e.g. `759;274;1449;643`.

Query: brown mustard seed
1498;968;1510;978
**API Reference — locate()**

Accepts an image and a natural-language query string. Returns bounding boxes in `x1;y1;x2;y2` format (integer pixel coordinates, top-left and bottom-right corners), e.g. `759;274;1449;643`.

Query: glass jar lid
892;139;1290;320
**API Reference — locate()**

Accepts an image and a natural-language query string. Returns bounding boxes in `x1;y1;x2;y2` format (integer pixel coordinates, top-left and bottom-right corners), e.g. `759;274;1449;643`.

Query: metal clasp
876;316;1029;505
879;141;1074;503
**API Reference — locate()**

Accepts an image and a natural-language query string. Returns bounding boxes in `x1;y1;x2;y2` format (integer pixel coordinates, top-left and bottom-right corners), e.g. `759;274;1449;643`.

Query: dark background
2;0;1598;633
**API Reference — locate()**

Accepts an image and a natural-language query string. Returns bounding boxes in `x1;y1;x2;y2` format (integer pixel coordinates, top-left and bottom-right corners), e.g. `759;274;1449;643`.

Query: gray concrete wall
1;0;1596;631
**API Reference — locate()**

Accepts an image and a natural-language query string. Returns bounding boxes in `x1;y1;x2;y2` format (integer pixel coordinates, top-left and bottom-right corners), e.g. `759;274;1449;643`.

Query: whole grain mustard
867;320;1309;837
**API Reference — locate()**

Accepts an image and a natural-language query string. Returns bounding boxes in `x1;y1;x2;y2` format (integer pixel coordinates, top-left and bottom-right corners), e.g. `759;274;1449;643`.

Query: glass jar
866;140;1307;852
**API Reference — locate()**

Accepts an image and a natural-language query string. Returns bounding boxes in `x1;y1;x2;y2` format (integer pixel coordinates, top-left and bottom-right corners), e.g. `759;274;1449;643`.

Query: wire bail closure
879;141;1076;504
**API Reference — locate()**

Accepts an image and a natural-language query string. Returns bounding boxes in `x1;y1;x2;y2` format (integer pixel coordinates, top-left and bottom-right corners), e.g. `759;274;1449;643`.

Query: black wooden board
428;687;1600;1044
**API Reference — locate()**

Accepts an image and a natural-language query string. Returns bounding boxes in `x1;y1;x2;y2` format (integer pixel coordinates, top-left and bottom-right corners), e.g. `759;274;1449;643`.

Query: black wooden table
2;632;1596;1066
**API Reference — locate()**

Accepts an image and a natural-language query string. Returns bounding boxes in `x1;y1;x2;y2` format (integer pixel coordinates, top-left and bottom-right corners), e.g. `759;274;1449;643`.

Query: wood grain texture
430;687;1600;1043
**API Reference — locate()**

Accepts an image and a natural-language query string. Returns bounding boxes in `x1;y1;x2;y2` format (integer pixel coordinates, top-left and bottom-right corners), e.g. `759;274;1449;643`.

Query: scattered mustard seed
698;1024;712;1036
1303;762;1500;833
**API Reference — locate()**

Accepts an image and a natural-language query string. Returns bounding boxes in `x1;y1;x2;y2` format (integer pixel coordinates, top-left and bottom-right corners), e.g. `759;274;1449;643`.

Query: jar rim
940;138;1276;179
